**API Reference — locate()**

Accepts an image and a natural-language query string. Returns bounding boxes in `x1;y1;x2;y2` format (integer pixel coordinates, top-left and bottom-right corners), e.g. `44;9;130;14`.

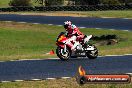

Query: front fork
64;44;67;53
60;44;67;55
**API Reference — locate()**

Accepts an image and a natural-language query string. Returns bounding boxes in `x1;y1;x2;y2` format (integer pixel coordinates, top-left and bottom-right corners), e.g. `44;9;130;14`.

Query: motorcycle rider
64;21;85;51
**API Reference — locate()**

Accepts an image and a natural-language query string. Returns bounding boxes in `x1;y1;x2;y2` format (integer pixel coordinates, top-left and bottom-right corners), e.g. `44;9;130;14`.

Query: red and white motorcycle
56;32;98;61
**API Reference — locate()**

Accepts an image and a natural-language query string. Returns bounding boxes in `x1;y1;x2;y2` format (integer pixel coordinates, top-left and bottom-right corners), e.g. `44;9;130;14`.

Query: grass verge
0;78;132;88
0;21;131;61
0;0;10;7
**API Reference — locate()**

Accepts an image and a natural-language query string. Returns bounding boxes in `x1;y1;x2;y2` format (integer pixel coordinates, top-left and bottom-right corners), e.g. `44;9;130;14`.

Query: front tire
56;46;71;61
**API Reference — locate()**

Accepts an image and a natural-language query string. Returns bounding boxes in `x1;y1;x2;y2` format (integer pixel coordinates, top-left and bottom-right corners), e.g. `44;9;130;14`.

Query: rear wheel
56;46;70;61
86;45;98;59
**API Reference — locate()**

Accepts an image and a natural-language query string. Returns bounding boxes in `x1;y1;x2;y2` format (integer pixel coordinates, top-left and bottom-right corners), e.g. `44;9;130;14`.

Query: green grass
71;11;132;18
0;0;10;7
0;21;131;61
0;22;60;60
0;78;132;88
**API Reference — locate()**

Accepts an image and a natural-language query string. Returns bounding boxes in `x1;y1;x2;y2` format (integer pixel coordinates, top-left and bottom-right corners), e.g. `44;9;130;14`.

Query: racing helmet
64;21;72;30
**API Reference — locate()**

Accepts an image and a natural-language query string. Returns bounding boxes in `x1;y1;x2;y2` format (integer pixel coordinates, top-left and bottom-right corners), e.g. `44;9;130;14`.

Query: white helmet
64;21;72;29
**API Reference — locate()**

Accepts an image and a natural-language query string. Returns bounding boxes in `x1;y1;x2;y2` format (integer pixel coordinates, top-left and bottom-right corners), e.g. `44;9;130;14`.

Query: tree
83;0;100;5
125;0;132;3
100;0;121;5
112;0;132;5
35;0;45;6
74;0;100;5
119;0;125;3
9;0;32;6
35;0;64;6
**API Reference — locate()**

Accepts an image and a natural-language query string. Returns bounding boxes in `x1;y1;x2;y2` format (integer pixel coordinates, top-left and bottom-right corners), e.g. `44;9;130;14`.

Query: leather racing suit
65;24;85;50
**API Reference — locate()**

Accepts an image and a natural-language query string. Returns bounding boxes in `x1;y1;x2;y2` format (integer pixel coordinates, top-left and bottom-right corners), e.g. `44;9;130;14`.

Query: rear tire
56;47;70;61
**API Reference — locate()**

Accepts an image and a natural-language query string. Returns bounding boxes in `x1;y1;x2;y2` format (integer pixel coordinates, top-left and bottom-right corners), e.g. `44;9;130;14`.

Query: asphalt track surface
0;14;132;30
0;55;132;82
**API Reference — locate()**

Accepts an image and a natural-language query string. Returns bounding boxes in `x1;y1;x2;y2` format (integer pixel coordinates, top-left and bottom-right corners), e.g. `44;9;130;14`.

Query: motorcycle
56;32;98;61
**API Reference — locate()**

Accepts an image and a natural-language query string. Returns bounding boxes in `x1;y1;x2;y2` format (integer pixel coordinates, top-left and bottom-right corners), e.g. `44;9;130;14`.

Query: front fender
56;44;64;48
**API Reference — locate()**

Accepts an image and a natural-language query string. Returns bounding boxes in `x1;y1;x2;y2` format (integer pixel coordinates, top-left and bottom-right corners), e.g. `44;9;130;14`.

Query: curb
0;77;71;83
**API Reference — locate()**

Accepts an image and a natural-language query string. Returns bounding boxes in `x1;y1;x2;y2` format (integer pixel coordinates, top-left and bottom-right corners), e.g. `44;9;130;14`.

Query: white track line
14;80;24;82
109;29;115;30
18;59;43;61
16;58;53;60
124;54;132;55
47;58;59;60
98;56;104;57
0;61;6;62
98;54;132;57
57;25;62;26
61;77;71;79
122;30;129;31
95;28;102;29
123;18;132;20
101;17;116;19
31;79;42;81
1;81;10;83
48;24;53;25
18;22;27;24
5;21;12;23
46;78;56;80
105;55;124;57
126;73;132;75
101;17;132;19
10;60;16;61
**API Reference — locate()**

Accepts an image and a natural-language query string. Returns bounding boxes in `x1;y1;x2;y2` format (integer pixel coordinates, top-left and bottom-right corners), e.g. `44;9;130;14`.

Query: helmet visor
64;24;68;29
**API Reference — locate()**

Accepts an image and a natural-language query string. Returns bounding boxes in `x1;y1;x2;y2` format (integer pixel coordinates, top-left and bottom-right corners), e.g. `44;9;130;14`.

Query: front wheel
56;46;71;61
86;45;98;59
